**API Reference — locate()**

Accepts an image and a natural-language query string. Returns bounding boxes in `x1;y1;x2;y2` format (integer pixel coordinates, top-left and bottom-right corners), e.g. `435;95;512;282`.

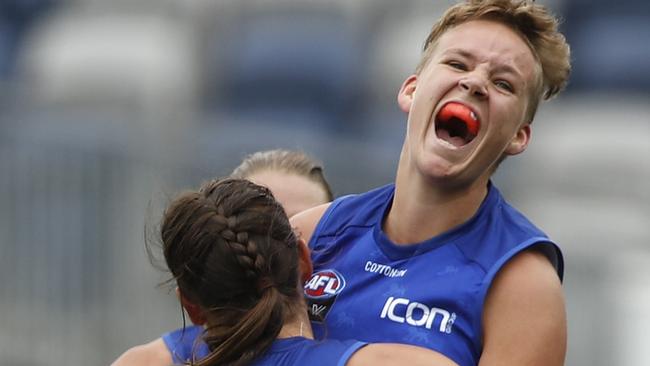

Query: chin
419;159;481;189
418;157;458;180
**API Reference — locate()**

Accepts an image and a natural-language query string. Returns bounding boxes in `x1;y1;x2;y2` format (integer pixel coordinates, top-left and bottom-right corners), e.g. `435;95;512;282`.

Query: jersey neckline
265;336;312;354
372;182;501;261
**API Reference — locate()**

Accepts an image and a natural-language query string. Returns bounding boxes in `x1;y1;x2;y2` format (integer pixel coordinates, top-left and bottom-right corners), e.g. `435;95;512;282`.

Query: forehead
434;20;538;77
247;170;328;217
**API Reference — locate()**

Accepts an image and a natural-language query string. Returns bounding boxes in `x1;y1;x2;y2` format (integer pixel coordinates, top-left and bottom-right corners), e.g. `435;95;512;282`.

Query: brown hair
415;0;571;120
231;149;334;201
161;178;301;366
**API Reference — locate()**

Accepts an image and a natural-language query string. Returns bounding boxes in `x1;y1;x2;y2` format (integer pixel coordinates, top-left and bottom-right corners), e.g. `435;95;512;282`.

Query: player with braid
293;1;571;365
115;178;458;366
112;149;335;365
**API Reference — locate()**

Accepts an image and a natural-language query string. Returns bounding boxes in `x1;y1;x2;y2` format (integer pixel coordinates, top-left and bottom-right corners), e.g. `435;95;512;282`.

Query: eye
494;80;513;92
446;60;467;71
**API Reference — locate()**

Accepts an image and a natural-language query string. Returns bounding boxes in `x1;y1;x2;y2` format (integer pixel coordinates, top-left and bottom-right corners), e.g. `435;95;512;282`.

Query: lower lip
435;129;468;150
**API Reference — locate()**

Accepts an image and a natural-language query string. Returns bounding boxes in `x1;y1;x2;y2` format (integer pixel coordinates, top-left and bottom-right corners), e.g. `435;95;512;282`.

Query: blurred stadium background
0;0;648;365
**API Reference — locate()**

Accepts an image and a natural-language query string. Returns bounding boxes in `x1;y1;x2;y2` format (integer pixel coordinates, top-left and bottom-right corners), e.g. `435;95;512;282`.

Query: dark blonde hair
416;0;571;120
231;149;333;202
161;178;301;366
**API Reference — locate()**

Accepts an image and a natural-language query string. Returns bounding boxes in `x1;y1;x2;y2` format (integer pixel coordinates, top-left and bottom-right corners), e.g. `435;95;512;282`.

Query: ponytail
196;286;285;366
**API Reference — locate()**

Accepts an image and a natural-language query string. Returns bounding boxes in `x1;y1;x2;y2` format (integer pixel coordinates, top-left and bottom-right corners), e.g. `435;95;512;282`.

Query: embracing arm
347;343;459;366
479;249;567;366
111;337;172;366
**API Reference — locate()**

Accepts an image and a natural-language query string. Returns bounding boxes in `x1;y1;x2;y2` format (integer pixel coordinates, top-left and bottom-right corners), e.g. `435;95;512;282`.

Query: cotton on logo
380;297;456;334
304;270;346;299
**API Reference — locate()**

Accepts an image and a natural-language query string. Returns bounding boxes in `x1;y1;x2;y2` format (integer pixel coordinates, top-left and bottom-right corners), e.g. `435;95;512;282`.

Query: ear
297;238;313;285
504;123;531;156
397;75;418;113
177;287;207;325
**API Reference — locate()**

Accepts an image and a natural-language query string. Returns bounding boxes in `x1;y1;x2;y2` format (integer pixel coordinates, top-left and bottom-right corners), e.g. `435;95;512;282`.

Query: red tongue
438;102;479;136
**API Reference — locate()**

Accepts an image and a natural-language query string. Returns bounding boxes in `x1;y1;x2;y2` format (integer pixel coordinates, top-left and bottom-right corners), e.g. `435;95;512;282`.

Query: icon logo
380;296;456;334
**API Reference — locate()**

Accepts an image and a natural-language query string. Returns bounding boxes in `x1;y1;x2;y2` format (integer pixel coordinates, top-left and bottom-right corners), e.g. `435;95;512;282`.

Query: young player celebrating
294;1;571;365
111;150;335;365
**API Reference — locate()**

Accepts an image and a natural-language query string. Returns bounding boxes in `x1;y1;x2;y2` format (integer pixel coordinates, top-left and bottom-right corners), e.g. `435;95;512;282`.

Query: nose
459;75;488;99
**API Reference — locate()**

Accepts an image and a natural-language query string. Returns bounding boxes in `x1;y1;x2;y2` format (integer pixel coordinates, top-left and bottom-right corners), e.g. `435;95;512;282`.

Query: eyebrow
441;48;525;79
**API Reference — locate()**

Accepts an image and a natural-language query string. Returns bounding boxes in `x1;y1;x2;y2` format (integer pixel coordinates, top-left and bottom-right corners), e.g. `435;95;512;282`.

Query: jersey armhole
480;237;564;299
337;341;369;366
474;237;564;357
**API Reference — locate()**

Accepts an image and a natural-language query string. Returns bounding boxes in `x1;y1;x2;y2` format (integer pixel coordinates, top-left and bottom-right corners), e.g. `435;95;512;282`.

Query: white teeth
435;133;461;150
470;111;477;121
439;139;457;149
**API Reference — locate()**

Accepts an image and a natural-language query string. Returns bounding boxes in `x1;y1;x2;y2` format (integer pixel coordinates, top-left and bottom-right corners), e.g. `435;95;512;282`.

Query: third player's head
396;0;570;189
231;149;333;217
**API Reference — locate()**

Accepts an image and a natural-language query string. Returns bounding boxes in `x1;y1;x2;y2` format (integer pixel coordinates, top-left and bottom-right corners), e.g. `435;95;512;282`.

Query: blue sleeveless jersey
163;328;365;366
303;183;563;366
251;337;366;366
162;325;209;363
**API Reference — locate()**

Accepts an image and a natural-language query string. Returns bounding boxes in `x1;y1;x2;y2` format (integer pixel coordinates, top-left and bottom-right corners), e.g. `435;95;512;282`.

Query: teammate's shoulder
290;202;331;244
340;184;394;211
320;184;395;229
291;184;394;244
111;338;171;366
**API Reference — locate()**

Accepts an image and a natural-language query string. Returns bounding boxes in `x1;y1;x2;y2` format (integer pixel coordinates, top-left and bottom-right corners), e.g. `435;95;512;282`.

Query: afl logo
304;269;346;299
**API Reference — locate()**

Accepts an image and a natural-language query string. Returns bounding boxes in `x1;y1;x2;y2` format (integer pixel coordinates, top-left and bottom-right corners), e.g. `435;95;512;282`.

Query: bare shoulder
347;343;459;366
111;337;172;366
289;202;331;244
480;249;566;366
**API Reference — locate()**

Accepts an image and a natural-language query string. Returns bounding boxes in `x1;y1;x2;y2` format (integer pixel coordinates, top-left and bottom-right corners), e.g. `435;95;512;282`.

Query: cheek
496;98;527;132
409;94;437;131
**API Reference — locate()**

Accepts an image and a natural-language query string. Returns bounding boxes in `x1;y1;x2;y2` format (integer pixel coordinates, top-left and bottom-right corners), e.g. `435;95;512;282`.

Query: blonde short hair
416;0;571;120
231;149;333;201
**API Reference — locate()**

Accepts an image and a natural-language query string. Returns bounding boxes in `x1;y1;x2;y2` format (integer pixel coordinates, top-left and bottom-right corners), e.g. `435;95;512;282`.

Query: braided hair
161;178;301;366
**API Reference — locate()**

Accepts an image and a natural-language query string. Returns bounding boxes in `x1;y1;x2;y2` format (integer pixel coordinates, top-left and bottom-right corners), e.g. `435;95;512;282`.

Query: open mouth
435;102;480;147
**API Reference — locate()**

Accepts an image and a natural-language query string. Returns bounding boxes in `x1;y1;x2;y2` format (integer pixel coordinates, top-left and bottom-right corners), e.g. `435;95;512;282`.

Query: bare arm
289;202;331;245
347;343;460;366
479;249;567;366
111;338;172;366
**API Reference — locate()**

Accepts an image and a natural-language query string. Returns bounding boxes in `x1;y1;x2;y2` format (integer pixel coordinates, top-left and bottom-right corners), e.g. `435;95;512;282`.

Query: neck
276;301;314;340
386;166;489;244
